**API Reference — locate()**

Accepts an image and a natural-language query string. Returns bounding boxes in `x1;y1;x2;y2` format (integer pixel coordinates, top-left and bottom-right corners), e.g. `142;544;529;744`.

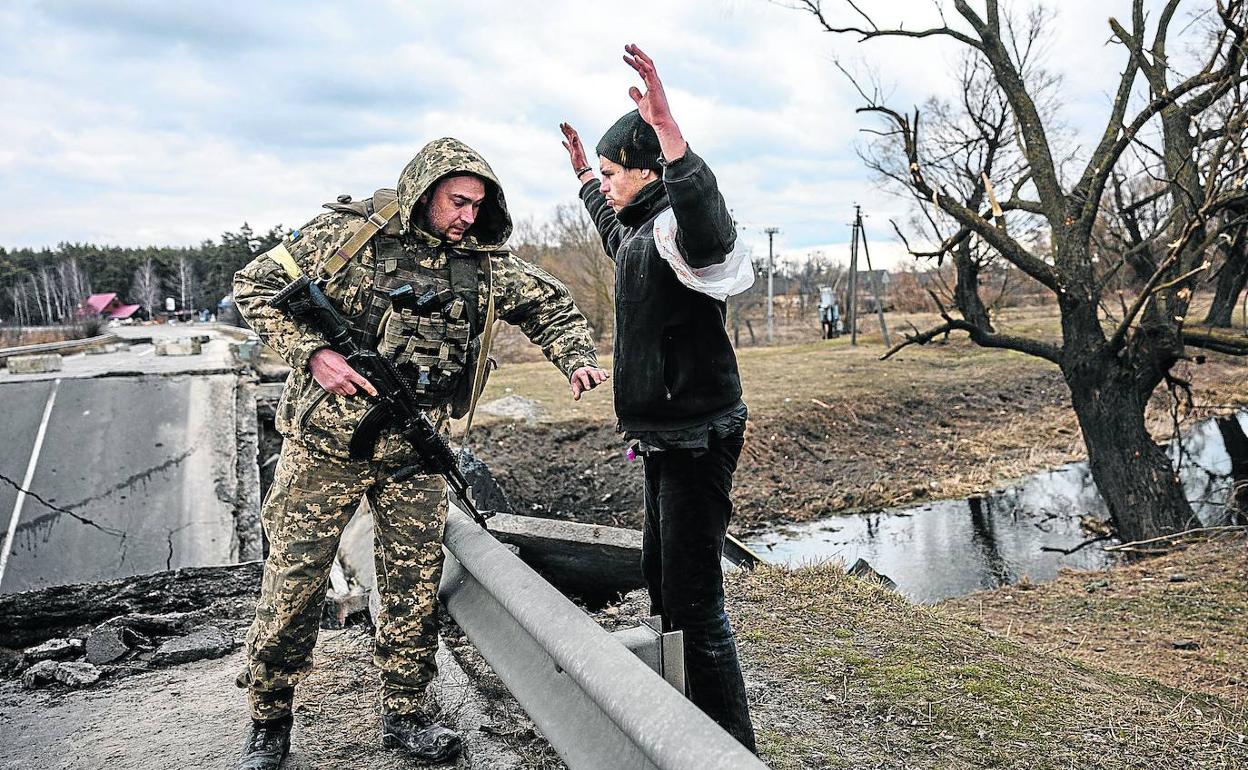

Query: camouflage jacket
234;138;598;463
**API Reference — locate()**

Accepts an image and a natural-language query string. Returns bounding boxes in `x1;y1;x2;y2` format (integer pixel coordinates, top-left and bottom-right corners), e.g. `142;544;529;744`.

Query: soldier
559;45;757;751
231;137;608;769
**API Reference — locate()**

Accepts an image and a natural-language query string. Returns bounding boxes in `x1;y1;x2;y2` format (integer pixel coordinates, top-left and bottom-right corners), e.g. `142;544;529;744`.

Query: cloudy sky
0;1;1185;268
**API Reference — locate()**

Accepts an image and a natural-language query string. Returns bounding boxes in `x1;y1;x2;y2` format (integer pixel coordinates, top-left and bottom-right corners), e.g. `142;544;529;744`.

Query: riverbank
724;553;1247;770
943;532;1248;708
469;311;1248;532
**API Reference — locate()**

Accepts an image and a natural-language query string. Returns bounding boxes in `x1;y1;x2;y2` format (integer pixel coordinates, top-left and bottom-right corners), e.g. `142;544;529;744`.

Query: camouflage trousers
236;439;447;720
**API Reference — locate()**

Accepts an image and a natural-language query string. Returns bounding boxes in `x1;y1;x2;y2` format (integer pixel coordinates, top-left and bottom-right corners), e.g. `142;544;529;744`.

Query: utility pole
856;206;891;347
764;227;779;344
847;206;890;347
847;215;859;346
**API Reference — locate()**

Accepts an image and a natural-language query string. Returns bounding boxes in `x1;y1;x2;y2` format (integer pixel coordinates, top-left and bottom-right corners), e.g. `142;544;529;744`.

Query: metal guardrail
438;509;768;770
0;333;121;360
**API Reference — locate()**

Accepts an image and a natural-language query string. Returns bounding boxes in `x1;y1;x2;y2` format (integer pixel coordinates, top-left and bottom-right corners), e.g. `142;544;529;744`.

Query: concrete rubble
6;353;63;373
150;625;234;666
154;337;203;356
22;637;84;663
21;659;101;690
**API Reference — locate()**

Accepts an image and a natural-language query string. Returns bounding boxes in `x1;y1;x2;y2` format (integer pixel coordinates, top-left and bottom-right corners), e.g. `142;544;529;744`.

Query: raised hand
622;44;673;128
559;122;591;176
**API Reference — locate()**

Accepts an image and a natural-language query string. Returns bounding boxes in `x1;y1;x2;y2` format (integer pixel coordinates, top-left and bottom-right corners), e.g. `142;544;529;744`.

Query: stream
748;412;1248;603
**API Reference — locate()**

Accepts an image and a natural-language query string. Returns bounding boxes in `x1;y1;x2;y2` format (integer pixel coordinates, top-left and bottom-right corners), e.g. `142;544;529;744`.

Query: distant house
79;292;141;320
848;269;894;312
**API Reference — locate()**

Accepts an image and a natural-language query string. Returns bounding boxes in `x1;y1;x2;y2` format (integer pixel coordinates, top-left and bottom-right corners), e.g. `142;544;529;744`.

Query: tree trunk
1202;241;1248;327
1064;359;1197;544
952;241;994;331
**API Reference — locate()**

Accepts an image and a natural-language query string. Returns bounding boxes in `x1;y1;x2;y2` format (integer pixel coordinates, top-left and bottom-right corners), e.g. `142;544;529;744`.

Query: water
749;412;1248;604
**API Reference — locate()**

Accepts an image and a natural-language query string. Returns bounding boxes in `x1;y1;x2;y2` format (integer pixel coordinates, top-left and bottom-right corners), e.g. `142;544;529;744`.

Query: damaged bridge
0;325;261;594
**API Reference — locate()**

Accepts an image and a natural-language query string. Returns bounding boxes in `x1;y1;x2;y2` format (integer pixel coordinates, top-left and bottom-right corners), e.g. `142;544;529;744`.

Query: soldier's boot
235;715;292;770
380;711;462;763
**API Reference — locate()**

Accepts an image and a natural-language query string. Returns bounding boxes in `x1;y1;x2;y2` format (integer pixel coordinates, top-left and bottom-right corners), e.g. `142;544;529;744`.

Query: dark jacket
580;148;743;432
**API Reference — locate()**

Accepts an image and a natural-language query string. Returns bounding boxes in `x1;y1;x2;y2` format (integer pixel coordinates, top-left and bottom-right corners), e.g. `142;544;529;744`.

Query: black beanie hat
595;110;662;172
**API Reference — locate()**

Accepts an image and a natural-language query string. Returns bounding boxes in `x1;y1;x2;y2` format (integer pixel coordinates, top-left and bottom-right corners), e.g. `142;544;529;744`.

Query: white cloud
0;0;1202;275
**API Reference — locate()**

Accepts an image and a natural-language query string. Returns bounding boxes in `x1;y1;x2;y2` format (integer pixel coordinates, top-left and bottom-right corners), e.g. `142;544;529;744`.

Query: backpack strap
321;197;401;278
460;254;496;442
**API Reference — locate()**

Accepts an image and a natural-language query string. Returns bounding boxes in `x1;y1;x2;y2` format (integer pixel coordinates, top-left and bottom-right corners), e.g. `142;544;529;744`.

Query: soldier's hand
309;348;378;398
560;122;591;178
570;366;609;401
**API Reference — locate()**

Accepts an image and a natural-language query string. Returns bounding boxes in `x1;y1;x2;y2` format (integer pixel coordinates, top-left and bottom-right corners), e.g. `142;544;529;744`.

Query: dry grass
728;563;1248;770
944;534;1248;711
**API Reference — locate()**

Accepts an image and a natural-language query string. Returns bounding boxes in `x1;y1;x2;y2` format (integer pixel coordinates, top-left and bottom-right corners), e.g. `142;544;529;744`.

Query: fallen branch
1040;534;1113;555
1102;525;1248;552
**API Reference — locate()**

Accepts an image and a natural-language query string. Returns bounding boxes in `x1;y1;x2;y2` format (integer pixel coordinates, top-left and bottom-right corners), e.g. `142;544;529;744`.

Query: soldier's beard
415;210;466;242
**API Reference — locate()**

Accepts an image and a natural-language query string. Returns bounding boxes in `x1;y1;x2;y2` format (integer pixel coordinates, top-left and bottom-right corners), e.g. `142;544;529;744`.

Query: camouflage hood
396;137;512;251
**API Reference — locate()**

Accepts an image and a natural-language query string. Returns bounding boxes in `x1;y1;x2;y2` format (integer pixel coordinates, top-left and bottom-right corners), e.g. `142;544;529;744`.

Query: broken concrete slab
21;659;59;689
53;661;101;687
486;513;645;595
0;561;262;648
150;625;233;666
85;620;133;665
7;353;63;374
154;338;202;356
23;637;84;664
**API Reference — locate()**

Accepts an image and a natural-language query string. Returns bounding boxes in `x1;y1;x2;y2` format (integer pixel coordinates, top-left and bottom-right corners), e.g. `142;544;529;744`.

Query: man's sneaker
234;715;292;770
380;711;462;763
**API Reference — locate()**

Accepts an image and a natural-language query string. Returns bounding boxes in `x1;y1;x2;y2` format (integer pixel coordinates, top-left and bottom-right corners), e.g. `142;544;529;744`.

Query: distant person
559;44;757;751
231;138;607;769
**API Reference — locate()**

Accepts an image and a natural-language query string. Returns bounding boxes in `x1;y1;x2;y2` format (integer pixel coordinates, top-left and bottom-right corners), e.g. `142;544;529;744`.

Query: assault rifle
269;274;490;528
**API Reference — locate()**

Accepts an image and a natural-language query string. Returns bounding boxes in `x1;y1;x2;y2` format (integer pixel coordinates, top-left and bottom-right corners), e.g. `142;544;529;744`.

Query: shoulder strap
321;197;401;278
460;254;496;442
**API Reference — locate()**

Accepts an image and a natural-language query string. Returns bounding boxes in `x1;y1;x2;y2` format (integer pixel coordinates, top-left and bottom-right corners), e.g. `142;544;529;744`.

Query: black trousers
641;430;756;752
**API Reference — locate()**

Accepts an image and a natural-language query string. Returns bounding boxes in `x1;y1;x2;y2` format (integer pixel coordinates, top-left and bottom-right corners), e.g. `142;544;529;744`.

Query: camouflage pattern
231;138;600;721
237;439;447;719
234;136;599;463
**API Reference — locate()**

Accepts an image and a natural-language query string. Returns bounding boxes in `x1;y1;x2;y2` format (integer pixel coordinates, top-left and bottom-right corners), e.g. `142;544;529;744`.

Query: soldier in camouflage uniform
231;137;607;769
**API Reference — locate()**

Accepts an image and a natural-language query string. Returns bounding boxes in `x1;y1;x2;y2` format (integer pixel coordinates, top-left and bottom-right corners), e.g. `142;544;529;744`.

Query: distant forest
0;223;285;325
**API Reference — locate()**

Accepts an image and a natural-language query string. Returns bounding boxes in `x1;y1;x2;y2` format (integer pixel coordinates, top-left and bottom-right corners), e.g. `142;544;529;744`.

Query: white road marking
136;346;155;357
0;378;61;588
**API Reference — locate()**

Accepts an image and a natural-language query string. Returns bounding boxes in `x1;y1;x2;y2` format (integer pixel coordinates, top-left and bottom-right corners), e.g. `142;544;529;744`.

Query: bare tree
793;0;1248;542
130;257;162;319
168;254;201;313
549;205;615;339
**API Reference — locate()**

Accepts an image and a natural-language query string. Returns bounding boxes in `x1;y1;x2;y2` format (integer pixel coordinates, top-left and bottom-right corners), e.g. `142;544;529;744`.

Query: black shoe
380;711;462;763
235;715;292;770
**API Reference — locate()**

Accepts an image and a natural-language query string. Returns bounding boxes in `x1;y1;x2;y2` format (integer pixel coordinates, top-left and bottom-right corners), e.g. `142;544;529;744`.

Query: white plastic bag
652;209;755;301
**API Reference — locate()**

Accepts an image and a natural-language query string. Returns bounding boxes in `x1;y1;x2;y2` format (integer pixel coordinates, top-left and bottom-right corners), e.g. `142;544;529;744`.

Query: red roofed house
79;293;142;320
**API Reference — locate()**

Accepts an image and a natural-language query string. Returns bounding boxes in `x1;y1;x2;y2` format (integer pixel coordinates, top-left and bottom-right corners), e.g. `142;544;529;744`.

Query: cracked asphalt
1;324;252;593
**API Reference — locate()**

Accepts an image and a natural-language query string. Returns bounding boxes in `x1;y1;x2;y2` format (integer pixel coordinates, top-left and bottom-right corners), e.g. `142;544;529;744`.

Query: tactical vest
323;189;491;417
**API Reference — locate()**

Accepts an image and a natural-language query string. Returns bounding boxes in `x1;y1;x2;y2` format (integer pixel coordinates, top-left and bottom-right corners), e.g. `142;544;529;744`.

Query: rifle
269;273;491;528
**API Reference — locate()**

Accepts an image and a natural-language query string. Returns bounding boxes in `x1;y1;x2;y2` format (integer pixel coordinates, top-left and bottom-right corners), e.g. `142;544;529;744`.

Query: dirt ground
471;306;1248;533
722;561;1247;770
944;533;1248;710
